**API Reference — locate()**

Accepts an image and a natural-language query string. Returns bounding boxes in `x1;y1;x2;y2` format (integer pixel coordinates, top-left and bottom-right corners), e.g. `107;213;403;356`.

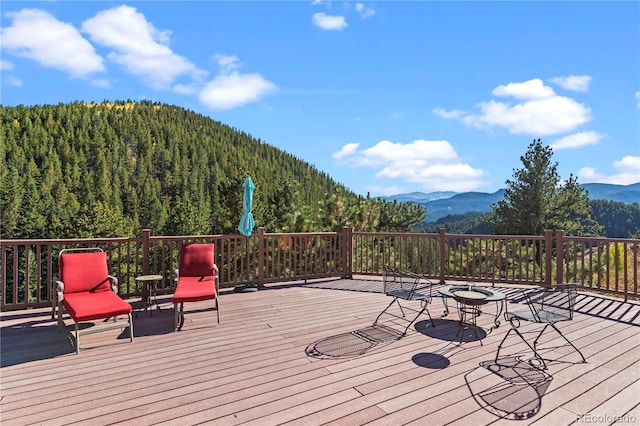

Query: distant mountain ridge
384;183;640;223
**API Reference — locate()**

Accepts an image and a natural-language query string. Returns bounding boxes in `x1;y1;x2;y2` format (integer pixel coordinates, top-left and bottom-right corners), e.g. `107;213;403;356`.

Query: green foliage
490;139;601;236
590;200;640;238
1;101;426;238
422;211;491;234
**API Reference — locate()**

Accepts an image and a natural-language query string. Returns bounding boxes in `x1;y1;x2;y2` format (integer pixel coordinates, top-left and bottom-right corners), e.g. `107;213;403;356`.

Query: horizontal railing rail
1;228;638;310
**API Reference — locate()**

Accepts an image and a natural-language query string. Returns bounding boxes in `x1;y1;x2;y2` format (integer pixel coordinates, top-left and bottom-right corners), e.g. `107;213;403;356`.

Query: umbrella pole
234;235;258;292
246;235;250;284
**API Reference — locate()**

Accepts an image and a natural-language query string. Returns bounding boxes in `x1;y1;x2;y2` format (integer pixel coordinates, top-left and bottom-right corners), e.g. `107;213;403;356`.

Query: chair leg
174;302;179;331
533;323;586;364
57;302;65;331
215;299;220;323
51;290;57;321
401;305;432;337
174;302;185;331
75;323;80;354
373;298;397;325
495;328;512;363
496;325;548;369
128;313;134;342
395;299;407;318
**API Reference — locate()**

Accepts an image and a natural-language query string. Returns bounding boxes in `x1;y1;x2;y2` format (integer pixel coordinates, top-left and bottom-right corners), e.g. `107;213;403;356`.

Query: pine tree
490;139;600;236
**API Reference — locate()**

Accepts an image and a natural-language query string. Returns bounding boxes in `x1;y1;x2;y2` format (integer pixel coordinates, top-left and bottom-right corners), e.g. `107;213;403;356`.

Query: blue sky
2;1;639;197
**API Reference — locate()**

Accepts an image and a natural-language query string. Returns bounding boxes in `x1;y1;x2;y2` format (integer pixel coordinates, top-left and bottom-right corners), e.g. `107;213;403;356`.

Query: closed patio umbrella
238;176;255;238
236;176;257;292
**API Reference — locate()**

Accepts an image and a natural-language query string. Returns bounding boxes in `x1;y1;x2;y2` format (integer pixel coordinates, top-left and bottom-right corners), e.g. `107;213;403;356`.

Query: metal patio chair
495;283;586;369
373;266;435;337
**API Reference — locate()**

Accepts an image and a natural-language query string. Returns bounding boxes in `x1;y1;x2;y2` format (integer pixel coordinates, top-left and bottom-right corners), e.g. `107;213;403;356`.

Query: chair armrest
55;279;65;329
108;275;119;293
55;279;65;302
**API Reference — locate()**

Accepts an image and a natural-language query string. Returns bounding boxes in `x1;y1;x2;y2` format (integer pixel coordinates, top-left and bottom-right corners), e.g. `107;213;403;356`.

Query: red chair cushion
179;244;215;277
64;291;132;322
173;276;217;303
60;252;111;294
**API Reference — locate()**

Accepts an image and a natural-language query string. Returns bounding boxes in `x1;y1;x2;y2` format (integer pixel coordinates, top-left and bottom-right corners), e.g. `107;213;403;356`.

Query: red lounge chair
55;248;133;353
173;243;220;331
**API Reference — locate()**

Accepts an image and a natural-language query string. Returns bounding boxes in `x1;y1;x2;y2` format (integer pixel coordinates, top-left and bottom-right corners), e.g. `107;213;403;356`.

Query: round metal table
451;289;488;344
439;285;506;329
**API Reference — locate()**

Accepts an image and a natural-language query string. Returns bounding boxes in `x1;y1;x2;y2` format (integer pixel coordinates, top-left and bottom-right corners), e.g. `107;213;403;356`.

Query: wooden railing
1;228;638;310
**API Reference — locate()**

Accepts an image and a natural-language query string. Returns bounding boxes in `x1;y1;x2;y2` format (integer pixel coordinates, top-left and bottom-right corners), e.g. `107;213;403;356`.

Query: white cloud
333;139;486;192
355;3;376;19
173;83;199;96
199;72;276;110
90;79;111;89
312;13;348;30
433;108;466;120
492;78;555;100
437;78;592;135
198;52;276;110
332;143;360;160
463;96;591;135
550;75;592;92
1;60;15;71
215;54;240;73
550;131;604;150
578;155;640;185
81;5;202;90
1;8;104;78
6;76;23;87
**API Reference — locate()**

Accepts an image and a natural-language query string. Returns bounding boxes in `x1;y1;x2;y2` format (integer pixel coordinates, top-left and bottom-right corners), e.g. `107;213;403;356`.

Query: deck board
1;278;639;425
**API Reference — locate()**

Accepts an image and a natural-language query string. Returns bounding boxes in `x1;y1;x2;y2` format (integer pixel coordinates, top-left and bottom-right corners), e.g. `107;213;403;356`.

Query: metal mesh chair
495;283;586;369
373;266;435;337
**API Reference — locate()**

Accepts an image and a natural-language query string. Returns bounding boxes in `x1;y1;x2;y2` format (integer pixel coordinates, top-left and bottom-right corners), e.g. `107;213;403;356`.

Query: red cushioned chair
54;248;133;353
173;243;220;331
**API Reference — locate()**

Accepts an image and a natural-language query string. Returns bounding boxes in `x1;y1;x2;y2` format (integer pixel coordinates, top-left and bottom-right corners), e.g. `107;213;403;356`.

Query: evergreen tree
490;139;600;236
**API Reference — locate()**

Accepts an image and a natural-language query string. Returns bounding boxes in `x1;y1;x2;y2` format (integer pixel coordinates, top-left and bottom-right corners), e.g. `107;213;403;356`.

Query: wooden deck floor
1;278;639;426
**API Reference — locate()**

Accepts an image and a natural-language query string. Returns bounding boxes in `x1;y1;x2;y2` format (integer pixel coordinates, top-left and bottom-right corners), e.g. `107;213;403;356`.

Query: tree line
422;139;640;239
2;104;633;240
1;101;426;239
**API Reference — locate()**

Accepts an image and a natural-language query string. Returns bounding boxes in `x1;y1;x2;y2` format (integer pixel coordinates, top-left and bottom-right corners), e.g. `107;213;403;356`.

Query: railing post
545;230;553;285
142;229;151;275
439;228;447;284
257;227;265;286
555;230;564;284
342;227;353;279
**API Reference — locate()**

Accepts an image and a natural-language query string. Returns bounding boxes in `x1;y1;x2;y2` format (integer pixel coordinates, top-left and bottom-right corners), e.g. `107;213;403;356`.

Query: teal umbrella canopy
238;176;255;237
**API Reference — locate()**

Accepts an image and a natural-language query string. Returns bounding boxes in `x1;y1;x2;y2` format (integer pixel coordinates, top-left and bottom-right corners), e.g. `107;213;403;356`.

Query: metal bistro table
135;274;163;317
439;285;506;329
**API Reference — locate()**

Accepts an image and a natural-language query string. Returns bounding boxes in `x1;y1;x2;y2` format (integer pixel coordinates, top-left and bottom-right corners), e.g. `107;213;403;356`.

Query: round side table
135;274;163;317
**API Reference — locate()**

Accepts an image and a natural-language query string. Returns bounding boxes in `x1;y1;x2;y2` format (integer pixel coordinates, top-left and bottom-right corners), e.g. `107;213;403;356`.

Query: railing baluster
1;229;638;310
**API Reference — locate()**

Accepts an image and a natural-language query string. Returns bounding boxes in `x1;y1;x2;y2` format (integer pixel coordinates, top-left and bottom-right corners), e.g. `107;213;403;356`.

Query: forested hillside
1;101;426;239
423;201;640;238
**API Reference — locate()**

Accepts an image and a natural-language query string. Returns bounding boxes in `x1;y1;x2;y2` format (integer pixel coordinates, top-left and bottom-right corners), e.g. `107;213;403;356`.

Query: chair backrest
59;249;111;294
179;244;215;277
526;284;578;322
382;266;431;299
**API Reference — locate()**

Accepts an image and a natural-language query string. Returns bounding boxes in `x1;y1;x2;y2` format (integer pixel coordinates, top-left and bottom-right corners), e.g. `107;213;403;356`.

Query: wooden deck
1;278;639;426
